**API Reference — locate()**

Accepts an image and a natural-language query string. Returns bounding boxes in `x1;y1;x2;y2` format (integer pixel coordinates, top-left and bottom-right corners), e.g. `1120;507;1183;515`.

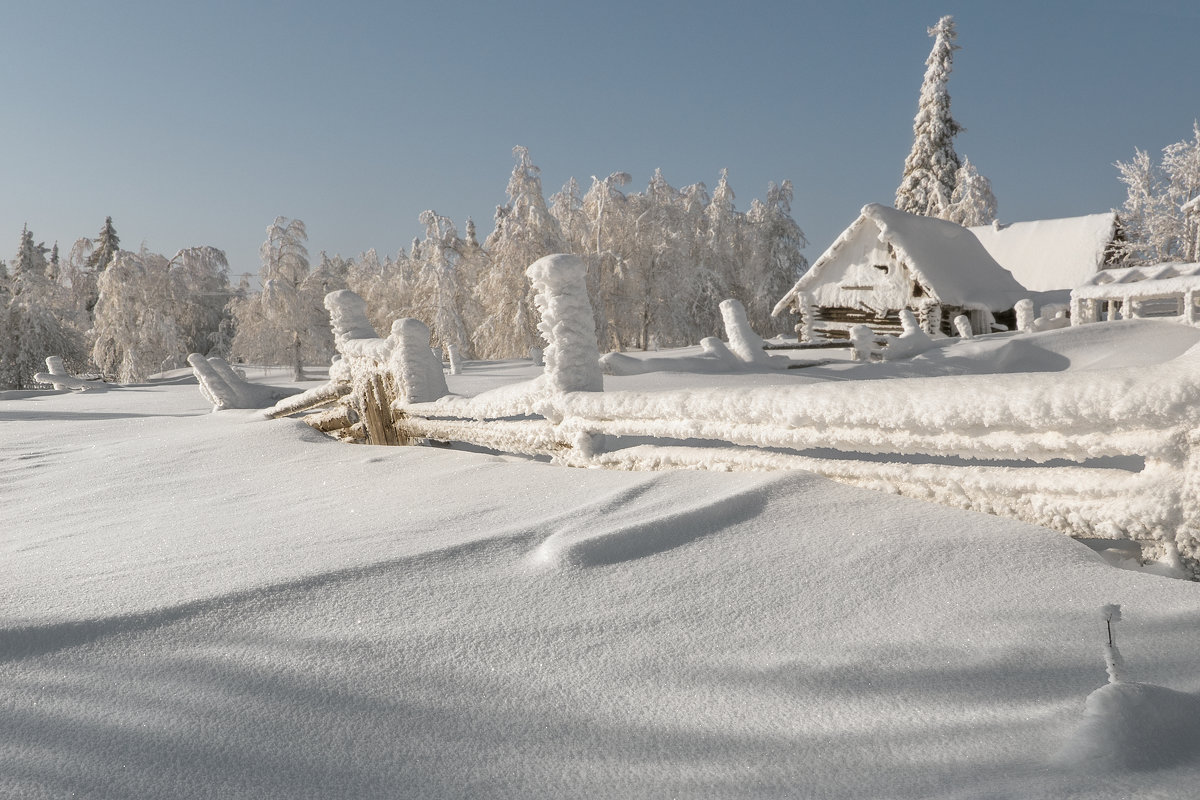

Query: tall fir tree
86;216;120;272
473;146;565;359
895;16;963;217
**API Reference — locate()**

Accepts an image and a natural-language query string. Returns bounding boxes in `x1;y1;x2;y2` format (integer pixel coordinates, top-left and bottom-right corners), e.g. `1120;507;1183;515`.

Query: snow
7;323;1200;798
970;213;1119;292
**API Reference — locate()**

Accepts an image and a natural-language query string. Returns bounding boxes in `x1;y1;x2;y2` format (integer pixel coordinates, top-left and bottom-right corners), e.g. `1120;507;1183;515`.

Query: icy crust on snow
970;212;1119;292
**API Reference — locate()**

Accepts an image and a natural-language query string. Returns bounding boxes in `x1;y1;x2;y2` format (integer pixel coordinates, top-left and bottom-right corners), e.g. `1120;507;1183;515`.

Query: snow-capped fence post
1015;299;1035;333
953;315;973;339
719;299;771;364
795;292;819;344
324;289;378;348
388;318;450;405
918;300;942;336
1186;290;1197;325
526;254;603;393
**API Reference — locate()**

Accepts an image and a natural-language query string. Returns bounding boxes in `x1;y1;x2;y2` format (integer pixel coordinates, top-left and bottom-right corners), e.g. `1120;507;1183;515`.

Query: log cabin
773;204;1029;342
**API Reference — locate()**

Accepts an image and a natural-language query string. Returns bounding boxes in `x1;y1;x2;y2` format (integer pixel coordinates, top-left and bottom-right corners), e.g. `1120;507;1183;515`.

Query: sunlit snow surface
5;331;1200;799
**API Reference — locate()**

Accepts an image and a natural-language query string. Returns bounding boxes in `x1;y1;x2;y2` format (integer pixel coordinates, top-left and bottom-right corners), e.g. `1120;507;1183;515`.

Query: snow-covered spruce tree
705;169;746;303
895;16;963;217
744;180;809;335
624;169;692;350
579;171;633;351
86;216;120;273
412;211;472;358
231;217;329;380
679;181;727;345
473;147;566;359
944;157;997;226
0;226;85;388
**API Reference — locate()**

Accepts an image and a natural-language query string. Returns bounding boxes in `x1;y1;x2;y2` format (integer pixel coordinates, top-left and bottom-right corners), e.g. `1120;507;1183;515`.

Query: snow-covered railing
399;353;1200;571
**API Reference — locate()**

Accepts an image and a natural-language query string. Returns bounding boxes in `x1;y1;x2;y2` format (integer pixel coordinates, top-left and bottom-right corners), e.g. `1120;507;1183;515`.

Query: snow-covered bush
526;254;602;393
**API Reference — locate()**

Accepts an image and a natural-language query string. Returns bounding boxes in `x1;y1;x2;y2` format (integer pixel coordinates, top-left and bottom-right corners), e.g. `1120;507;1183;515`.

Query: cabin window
873;264;889;274
912;282;925;297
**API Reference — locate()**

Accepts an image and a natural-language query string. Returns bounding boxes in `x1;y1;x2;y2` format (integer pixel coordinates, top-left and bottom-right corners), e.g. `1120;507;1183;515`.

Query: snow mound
1058;682;1200;770
529;472;772;569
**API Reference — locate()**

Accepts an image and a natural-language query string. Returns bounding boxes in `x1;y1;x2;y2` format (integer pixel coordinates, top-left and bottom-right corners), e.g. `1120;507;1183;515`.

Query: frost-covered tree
86;216;120;272
895;16;963;217
167;246;231;355
473;147;566;359
579;171;633;350
620;169;687;349
230;217;328;379
0;226;85;388
944;157;997;226
1116;122;1200;264
744;181;809;334
413;210;472;357
91;248;184;382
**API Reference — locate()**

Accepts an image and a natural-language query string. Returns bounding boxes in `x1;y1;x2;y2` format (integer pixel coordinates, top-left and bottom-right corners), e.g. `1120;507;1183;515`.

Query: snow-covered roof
969;212;1118;292
1072;262;1200;300
774;203;1028;315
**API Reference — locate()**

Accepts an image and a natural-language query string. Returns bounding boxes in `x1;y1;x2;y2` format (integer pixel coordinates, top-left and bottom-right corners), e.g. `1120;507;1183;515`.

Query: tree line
0;149;809;387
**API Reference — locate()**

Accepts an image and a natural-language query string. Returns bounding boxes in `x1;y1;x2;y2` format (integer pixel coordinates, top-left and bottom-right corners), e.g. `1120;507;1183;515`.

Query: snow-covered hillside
5;335;1200;798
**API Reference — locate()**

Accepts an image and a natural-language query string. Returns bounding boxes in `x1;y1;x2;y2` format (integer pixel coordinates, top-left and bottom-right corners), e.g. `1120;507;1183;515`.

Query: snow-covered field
6;328;1200;799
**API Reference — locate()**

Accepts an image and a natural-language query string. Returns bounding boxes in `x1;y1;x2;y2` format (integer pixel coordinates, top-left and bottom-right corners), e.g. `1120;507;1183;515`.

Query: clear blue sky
2;0;1198;283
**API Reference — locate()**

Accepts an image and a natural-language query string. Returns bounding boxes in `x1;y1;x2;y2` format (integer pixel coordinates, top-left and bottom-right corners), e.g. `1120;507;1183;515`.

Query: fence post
526;254;603;394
